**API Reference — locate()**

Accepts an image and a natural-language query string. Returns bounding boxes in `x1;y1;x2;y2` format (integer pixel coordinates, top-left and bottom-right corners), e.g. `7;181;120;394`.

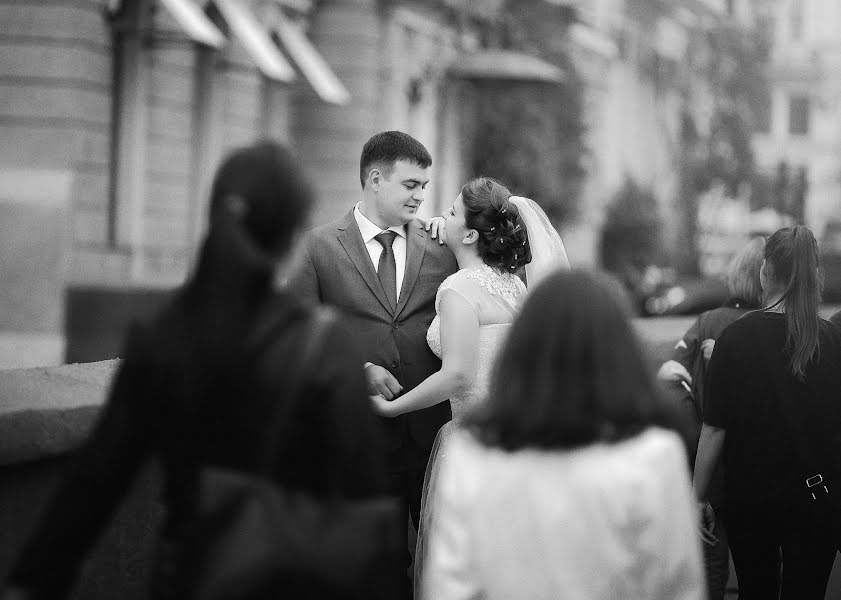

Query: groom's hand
364;363;403;400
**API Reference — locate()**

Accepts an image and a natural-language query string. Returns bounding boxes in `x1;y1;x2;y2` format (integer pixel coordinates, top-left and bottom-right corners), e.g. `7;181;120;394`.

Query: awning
212;0;296;82
159;0;226;48
447;49;565;84
569;22;618;59
273;14;350;105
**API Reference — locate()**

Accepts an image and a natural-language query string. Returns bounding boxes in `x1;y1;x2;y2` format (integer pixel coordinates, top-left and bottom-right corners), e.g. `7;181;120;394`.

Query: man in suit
289;131;458;596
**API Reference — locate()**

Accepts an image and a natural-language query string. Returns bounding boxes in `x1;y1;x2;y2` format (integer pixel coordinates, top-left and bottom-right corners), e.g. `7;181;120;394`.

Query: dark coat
289;210;458;454
7;291;385;598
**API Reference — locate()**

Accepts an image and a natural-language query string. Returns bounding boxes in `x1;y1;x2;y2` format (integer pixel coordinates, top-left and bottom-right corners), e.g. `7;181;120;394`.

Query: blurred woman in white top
422;270;705;600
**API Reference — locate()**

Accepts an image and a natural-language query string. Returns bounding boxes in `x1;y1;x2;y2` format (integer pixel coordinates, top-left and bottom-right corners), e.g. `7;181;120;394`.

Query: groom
289;131;457;594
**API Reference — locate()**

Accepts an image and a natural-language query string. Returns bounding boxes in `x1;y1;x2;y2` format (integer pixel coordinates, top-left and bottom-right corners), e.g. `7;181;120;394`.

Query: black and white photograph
1;0;840;598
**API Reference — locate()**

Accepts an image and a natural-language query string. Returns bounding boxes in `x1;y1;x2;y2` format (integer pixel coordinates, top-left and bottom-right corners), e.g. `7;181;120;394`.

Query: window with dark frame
789;94;810;136
108;0;152;250
789;0;803;42
752;87;772;134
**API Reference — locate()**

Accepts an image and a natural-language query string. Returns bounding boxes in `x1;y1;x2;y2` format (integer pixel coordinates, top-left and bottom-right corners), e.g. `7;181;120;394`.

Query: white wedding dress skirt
414;265;523;599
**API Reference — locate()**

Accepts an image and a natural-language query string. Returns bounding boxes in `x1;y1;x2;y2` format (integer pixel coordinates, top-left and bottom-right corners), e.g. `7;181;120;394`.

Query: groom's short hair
360;131;432;189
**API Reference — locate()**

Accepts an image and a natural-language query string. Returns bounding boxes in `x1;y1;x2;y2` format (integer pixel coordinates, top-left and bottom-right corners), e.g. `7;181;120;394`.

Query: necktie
375;230;398;310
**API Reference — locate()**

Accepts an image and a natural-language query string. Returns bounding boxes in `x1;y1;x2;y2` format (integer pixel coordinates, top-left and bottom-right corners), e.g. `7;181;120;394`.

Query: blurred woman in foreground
2;142;387;599
422;270;705;600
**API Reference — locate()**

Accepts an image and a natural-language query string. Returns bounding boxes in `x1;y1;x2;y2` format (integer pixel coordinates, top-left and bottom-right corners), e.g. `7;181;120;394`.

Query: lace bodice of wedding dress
426;264;526;422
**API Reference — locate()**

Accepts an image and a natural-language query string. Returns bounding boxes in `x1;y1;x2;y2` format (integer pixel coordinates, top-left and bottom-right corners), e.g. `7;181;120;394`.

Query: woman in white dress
369;177;570;598
422;270;706;600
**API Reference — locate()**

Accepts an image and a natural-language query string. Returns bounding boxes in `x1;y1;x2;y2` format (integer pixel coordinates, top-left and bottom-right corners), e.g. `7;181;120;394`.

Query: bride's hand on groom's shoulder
370;394;399;418
423;216;447;245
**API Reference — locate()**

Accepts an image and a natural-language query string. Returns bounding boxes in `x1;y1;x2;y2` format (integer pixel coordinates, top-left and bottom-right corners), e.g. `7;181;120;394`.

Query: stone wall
0;360;162;600
292;0;383;226
0;2;115;283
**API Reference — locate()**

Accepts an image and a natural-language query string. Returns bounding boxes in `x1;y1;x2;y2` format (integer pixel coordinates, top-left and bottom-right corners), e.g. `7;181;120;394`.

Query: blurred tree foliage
674;18;771;274
468;0;586;226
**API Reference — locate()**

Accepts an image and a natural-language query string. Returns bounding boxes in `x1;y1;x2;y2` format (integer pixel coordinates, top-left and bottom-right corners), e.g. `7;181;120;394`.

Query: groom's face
372;160;430;226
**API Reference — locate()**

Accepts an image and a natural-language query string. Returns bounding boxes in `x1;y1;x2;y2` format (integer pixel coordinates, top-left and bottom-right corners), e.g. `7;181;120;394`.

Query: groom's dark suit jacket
290;209;458;454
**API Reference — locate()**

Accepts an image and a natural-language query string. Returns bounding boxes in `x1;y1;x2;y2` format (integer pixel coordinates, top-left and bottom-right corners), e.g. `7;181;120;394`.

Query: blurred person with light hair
656;236;765;600
658;237;766;390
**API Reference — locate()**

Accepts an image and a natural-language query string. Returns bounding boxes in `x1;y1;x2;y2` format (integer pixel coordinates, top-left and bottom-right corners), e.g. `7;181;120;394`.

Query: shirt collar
354;203;406;244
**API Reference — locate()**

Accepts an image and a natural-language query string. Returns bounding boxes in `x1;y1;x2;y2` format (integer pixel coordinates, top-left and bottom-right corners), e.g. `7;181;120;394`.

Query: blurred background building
752;0;841;302
1;0;523;363
3;0;839;365
753;0;841;235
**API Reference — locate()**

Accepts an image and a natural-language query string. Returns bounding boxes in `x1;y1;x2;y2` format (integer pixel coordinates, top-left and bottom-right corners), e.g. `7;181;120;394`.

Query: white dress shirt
354;203;407;301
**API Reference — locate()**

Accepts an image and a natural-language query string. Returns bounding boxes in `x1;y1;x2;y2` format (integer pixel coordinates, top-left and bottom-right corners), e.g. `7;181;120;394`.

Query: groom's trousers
387;436;432;599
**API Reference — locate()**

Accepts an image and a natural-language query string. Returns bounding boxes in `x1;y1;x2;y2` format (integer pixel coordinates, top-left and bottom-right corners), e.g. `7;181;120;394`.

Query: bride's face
443;194;472;247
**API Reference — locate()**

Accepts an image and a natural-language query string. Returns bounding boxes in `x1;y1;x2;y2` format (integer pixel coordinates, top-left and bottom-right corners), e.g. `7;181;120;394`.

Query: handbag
776;390;841;549
179;308;403;600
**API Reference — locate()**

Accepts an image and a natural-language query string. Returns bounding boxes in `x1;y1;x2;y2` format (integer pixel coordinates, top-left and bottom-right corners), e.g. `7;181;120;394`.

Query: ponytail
186;213;274;368
765;225;822;379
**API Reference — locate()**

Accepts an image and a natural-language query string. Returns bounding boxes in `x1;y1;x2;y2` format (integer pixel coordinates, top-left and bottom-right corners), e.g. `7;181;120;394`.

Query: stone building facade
0;0;516;362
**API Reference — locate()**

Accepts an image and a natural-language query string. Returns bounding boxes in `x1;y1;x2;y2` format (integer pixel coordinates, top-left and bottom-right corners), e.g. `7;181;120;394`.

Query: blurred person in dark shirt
657;236;765;600
693;226;841;600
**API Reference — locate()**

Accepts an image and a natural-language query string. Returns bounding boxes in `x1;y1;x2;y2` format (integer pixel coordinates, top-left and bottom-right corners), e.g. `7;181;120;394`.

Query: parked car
640;276;730;317
618;265;730;317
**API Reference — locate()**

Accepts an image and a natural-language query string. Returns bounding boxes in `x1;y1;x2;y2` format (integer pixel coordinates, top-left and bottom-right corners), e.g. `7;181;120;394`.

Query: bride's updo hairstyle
461;177;532;272
470;270;683;450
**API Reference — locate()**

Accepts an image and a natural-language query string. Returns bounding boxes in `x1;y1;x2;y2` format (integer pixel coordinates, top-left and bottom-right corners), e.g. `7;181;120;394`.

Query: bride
369;177;569;598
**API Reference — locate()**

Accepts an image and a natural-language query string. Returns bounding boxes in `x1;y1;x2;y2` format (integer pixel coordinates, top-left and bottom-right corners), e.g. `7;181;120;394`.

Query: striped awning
212;0;296;82
448;49;566;83
273;14;350;105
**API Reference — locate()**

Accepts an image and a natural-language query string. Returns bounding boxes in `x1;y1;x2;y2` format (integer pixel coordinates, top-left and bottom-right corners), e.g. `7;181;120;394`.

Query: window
752;87;772;134
789;0;803;42
109;0;225;251
109;0;152;250
789;95;810;136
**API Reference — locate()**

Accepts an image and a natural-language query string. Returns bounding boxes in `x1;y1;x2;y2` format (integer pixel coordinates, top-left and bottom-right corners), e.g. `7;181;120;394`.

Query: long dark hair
461;177;531;272
177;141;313;375
471;270;679;450
764;225;823;379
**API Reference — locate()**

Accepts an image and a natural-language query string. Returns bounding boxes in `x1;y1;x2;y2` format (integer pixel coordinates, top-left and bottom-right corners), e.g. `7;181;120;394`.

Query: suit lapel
336;210;394;314
395;220;427;318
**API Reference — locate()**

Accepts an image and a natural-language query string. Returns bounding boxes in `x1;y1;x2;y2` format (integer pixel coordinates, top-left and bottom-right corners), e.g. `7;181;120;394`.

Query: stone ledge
0;319;692;467
0;360;118;465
